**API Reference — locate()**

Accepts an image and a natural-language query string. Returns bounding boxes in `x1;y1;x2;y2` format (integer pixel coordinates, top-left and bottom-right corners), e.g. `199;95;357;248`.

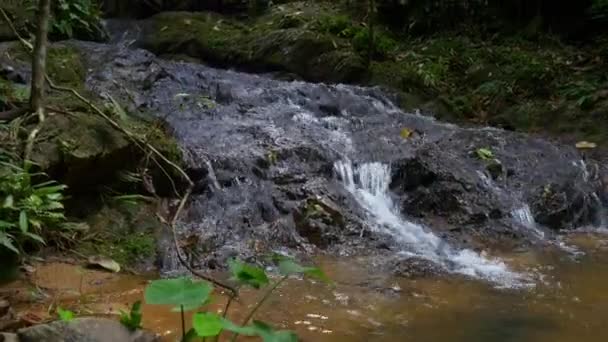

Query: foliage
316;15;355;37
0;80;29;108
144;277;213;311
560;80;600;109
49;0;103;39
57;307;75;322
120;301;143;331
0;162;67;254
143;256;329;341
352;27;397;59
228;258;269;289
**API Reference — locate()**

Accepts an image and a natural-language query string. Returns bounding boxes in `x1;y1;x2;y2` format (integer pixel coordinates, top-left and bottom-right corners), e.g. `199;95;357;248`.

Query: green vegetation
120;301;143;331
143;255;328;341
57;307;75;322
0;161;67;254
50;0;104;40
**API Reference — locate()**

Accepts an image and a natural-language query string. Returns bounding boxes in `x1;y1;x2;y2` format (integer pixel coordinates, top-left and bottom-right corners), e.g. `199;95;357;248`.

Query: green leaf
57;307;75;322
273;255;330;283
120;301;143;331
192;312;223;337
228;259;269;289
219;319;298;342
19;211;28;233
475;148;494;161
23;232;46;245
0;220;15;229
220;318;259;336
251;321;298;342
0;232;19;254
144;277;213;312
33;185;66;196
182;328;199;342
3;195;13;208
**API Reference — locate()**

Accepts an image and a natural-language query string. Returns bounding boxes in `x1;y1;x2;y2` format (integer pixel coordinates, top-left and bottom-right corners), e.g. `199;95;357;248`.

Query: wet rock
391;257;444;278
391;128;599;234
17;318;159;342
136;9;366;83
293;197;345;249
61;36;605;272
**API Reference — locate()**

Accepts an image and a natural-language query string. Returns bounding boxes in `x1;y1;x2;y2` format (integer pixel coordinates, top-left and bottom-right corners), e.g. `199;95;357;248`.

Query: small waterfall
476;171;545;239
335;160;528;287
511;205;545;238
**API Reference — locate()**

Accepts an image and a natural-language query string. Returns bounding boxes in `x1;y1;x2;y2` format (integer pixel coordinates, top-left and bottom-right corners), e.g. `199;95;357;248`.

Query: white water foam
335;160;530;288
511;205;545;239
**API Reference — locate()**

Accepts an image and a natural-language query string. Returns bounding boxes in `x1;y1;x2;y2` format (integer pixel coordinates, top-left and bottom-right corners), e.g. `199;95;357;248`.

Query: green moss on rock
78;204;160;269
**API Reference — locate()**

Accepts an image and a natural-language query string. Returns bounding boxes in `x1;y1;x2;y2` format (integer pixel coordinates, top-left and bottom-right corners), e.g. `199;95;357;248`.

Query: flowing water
5;235;608;342
333;160;526;287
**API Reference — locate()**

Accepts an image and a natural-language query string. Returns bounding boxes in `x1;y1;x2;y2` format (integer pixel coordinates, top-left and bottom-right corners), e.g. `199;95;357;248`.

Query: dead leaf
400;128;413;139
87;256;121;273
576;141;597;149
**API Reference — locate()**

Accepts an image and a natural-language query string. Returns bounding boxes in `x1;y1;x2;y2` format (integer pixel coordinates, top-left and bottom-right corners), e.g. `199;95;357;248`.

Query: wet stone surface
55;34;607;276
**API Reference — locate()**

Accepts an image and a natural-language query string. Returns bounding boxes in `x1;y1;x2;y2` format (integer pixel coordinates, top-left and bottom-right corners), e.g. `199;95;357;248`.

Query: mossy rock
77;203;161;270
6;43;86;88
30;111;136;190
139;8;366;83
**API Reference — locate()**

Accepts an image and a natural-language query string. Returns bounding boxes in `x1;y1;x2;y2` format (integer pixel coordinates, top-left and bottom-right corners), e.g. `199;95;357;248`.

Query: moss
46;46;86;87
78;204;160;268
7;43;86;88
140;2;365;83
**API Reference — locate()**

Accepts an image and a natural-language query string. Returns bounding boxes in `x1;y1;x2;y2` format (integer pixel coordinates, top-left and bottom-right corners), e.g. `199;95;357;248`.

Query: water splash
511;205;545;239
335;160;530;288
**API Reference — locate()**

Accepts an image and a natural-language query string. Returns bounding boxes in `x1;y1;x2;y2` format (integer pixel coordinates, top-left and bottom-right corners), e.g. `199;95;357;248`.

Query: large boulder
390;128;600;233
135;5;366;83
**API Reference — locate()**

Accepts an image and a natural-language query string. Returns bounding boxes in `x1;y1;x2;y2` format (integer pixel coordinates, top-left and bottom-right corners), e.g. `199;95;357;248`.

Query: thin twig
23;107;45;163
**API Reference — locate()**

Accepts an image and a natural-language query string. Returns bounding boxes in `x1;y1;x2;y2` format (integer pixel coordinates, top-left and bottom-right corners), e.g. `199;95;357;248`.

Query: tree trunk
366;0;375;68
30;0;51;112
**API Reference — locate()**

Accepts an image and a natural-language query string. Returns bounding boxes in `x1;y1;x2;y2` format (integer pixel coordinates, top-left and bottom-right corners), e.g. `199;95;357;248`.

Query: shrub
352;28;397;59
0;161;67;254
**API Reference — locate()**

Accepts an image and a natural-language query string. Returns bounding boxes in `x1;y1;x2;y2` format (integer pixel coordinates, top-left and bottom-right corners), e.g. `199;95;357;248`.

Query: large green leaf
273;255;330;283
228;259;269;289
220;319;298;342
249;321;298;342
192;312;223;337
144;277;213;311
19;210;28;233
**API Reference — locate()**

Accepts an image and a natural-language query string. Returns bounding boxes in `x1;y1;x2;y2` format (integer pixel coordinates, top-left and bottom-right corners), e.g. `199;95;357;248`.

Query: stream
5;234;608;342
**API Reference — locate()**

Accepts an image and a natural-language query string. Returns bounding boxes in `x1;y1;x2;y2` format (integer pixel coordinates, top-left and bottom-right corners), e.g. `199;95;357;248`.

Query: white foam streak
335;160;529;288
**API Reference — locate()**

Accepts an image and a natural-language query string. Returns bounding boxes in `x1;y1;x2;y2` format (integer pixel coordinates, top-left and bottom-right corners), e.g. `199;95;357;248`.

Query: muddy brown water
3;232;608;341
